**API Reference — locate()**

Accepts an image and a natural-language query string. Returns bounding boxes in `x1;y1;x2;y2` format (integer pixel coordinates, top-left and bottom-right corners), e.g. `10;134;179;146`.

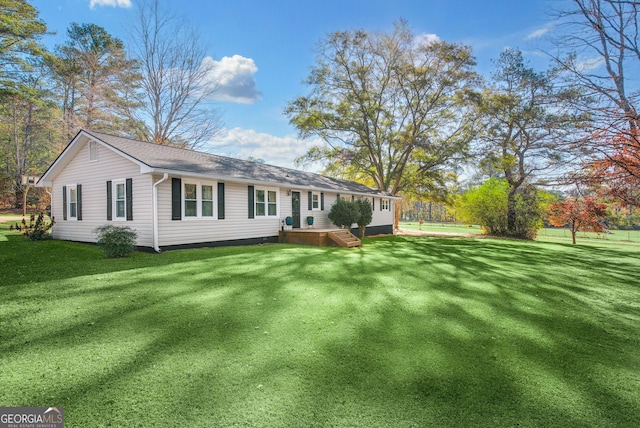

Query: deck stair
328;230;362;248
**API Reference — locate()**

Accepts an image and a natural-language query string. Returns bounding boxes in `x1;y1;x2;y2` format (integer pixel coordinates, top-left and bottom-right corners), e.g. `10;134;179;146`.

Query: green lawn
401;221;640;244
1;224;639;427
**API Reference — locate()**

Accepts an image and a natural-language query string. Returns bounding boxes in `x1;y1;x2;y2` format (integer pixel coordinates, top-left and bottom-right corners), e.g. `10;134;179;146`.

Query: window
381;199;390;211
115;182;126;218
89;141;98;161
308;191;324;211
107;179;132;221
184;181;215;218
254;188;278;217
184;183;197;217
202;185;213;217
172;179;220;220
63;184;82;221
69;187;78;218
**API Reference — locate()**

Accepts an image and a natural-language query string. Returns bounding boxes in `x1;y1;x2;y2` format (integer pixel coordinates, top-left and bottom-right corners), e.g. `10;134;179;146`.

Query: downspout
152;173;169;252
46;189;52;231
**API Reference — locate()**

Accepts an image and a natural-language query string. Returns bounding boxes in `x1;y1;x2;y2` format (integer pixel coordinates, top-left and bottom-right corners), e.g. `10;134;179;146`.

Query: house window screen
184;183;197;217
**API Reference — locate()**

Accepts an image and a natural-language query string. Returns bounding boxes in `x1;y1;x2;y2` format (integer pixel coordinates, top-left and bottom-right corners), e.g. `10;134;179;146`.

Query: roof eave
143;168;395;198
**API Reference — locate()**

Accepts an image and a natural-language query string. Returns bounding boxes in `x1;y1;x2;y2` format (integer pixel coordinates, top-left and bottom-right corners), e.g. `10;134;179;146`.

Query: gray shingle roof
88;131;393;196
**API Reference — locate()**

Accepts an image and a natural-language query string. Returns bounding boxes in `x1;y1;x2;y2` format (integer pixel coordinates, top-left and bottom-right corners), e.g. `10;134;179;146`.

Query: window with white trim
202;185;213;217
255;188;278;217
68;186;78;218
381;199;390;210
312;193;320;210
184;181;215;218
114;181;126;219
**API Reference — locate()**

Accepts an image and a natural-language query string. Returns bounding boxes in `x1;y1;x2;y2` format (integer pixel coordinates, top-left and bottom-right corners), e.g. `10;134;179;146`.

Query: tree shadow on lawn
1;235;639;426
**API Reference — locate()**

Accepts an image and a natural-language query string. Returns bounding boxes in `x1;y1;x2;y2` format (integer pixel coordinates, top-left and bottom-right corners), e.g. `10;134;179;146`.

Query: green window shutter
172;178;182;220
248;185;255;219
321;192;324;210
372;198;375;211
308;192;312;210
62;186;67;220
126;178;133;221
106;181;112;220
336;193;340;201
77;184;82;221
218;182;225;219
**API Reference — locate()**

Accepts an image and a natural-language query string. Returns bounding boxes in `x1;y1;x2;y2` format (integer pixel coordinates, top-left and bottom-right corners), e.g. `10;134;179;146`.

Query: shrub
328;198;374;238
95;225;138;258
456;178;510;235
354;198;373;238
328;198;360;229
456;178;548;239
12;213;55;241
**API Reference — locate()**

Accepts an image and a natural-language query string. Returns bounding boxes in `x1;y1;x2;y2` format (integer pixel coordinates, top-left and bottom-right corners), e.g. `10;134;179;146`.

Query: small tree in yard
95;225;138;258
328;199;360;230
547;197;608;244
354;198;373;239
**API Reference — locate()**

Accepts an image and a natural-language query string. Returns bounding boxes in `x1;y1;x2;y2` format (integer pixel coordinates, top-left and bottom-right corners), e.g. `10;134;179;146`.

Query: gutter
152;173;169;252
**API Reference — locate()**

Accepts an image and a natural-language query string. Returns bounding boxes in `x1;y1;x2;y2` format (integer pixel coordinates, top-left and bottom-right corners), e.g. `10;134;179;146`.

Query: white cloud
525;23;554;40
575;56;605;72
211;127;323;171
89;0;132;9
203;55;261;104
415;33;440;46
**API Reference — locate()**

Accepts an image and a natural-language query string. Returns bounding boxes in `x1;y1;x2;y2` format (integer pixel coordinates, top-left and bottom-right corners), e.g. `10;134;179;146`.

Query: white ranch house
37;130;397;251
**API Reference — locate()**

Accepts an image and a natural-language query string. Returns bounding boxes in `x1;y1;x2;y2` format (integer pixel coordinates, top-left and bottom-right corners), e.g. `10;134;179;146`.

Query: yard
1;222;639;427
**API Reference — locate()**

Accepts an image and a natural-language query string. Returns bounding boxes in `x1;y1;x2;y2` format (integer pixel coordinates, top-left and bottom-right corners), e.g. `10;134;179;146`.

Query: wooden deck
279;228;362;248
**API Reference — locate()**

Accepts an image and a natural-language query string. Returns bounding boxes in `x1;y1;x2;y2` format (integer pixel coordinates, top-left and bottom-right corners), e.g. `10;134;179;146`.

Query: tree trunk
507;190;517;236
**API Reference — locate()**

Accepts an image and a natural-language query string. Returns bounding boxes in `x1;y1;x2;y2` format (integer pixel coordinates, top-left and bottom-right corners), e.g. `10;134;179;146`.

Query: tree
127;0;223;149
285;20;479;197
0;60;58;210
328;198;360;229
0;0;48;98
586;128;640;207
473;48;588;238
354;198;373;238
0;0;56;210
50;23;141;138
552;1;640;203
547;197;608;244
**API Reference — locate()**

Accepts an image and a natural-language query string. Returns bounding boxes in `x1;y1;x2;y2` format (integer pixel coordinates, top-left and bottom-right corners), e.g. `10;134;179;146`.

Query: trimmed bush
95;225;138;258
328;198;360;229
328;198;374;238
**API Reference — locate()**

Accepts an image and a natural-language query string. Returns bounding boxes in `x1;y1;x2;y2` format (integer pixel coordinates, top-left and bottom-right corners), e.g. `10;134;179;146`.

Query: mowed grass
400;220;640;244
1;224;639;427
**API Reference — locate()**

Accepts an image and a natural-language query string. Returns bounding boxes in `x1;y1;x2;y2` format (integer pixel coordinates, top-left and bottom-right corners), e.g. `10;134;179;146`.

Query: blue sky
31;0;560;169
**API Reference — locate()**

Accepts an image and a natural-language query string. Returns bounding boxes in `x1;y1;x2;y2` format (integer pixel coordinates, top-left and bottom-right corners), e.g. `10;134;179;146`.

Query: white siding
51;141;154;247
49;138;396;249
281;191;394;230
157;181;282;247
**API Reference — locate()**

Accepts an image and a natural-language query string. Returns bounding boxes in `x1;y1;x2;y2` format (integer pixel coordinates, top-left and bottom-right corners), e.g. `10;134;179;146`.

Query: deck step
328;230;362;248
